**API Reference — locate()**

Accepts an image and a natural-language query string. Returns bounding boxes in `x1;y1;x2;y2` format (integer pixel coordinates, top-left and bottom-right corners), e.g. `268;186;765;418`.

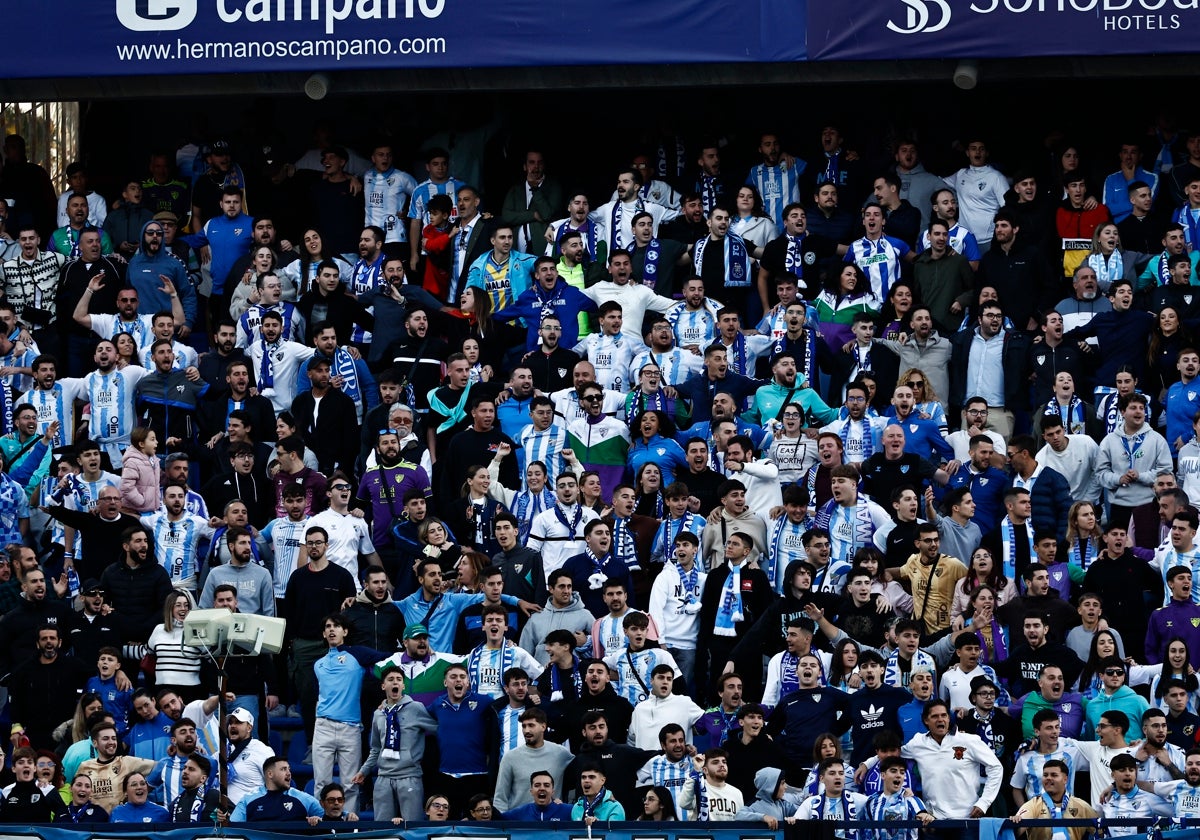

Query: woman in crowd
814;264;880;351
146;589;203;700
627;410;688;487
634;462;665;520
952;547;1017;623
1065;501;1104;571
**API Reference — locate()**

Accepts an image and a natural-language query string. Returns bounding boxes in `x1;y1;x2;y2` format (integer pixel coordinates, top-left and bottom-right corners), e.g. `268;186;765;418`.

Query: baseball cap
228;708;254;725
210;140;232;154
81;579;103;595
403;624;430;640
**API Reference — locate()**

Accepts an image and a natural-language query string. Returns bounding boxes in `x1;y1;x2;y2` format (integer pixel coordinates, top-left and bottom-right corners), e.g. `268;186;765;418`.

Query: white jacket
647;561;707;649
628;693;704;748
901;731;1002;818
581;279;677;344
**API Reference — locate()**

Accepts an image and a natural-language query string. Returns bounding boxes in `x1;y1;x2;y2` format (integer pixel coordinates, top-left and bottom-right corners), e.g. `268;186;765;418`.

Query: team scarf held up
610;198;645;251
611;516;640;570
693;234;750;287
513;487;556;541
629;238;663;288
712;561;745;636
1000;515;1034;580
555;218;598;257
837;417;876;461
1045;395;1087;435
1095;387;1152;433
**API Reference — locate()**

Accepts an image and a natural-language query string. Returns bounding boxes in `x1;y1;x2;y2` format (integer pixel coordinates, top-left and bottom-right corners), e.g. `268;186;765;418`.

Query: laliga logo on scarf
886;0;951;33
116;0;197;31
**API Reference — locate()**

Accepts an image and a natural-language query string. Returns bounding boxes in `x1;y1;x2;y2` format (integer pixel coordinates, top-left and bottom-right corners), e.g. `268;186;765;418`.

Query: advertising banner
806;0;1200;60
4;0;796;79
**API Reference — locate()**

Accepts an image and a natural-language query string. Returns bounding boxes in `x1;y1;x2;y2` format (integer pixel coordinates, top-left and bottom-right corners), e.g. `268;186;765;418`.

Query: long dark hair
1156;636;1199;699
1078;628;1122;693
824;263;871;299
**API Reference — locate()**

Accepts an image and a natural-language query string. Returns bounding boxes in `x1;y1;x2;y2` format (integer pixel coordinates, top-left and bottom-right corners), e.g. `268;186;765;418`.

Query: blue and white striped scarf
713;562;745;637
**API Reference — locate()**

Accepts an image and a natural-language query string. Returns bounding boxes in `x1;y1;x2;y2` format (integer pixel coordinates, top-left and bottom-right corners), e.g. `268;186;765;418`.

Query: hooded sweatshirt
735;766;807;823
1097;420;1173;507
357;694;438;779
518;593;594;665
127;221;195;327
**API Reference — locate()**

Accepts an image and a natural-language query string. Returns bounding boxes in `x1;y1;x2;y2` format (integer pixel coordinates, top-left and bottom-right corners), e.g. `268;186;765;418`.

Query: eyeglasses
305;540;326;547
973;690;996;698
429;802;450;810
966;409;988;416
906;381;925;388
918;537;940;544
1095;722;1111;729
844;396;865;404
981;313;1003;319
84;589;104;596
145;229;163;237
323;796;345;804
471;805;493;813
582;395;603;402
331;484;351;491
378;428;399;436
233;453;253;459
1103;668;1125;676
782;411;802;417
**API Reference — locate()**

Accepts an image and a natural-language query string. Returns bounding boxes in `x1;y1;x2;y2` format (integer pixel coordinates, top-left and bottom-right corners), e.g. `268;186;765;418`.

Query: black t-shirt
881;519;922;568
859;453;937;509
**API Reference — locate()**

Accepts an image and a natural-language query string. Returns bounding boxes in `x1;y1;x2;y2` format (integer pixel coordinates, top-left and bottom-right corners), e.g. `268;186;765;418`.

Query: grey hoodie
734;767;806;823
519;592;594;665
357;695;438;779
1097;420;1172;507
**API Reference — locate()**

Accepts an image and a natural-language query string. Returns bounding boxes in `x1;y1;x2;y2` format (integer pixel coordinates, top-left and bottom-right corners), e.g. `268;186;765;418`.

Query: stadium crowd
2;121;1200;835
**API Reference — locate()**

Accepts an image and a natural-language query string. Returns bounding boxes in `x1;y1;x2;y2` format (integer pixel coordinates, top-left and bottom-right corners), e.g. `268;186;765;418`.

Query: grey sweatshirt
519;593;594;665
493;741;575;811
357;696;438;779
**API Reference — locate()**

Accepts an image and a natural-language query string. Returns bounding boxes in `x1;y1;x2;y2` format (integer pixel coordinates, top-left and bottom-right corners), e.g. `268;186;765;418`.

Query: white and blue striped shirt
631;348;704;387
747;162;803;229
84;366;149;463
666;300;720;350
262;517;308;599
519;424;567;488
364;167;418;244
846;235;910;299
637;755;694;818
495;704;524;759
603;646;681;705
1011;742;1081;799
139;512;215;585
236;301;302;348
89;313;156;347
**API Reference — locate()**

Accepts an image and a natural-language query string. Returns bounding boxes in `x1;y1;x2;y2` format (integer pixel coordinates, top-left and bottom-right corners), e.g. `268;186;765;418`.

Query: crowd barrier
1;819;1198;840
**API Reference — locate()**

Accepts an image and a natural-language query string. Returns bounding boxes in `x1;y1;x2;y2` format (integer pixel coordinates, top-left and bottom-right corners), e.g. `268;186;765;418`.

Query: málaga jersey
603;646;681;705
262;517;308;599
1151;780;1200;819
364;167;418;244
84;366;149;464
666;300;720;349
17;380;89;447
574;333;641;393
630;348;704;387
139;341;198;371
88;314;156;347
236;302;302;348
408;177;466;227
1011;743;1081;799
139;513;215;586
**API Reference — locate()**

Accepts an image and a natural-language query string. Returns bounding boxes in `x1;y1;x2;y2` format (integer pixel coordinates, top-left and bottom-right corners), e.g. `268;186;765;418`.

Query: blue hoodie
494;277;598;351
128;220;195;328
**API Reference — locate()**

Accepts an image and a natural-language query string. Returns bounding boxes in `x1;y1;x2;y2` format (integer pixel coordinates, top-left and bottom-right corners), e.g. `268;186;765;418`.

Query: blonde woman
896;368;948;436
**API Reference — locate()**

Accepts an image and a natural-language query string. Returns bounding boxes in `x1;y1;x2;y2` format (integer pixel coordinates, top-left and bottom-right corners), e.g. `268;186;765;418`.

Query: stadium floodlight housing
953;60;979;90
182;608;234;650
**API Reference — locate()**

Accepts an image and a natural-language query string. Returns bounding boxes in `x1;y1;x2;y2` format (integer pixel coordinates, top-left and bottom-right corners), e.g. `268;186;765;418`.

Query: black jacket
977;241;1056;332
296;284;374;346
289;387;359;476
557;686;635;752
344;595;405;652
0;596;74;676
563;738;658;814
99;559;174;644
949;326;1032;410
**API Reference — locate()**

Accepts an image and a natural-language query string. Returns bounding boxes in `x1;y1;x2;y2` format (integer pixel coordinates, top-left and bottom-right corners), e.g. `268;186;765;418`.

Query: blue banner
0;825;784;840
806;0;1200;60
2;0;806;79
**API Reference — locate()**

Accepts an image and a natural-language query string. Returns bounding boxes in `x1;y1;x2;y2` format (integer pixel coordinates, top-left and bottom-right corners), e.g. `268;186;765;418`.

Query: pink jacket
120;447;161;513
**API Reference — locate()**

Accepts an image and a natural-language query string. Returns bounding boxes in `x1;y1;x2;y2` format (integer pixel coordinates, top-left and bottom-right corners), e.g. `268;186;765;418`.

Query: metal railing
0;101;81;190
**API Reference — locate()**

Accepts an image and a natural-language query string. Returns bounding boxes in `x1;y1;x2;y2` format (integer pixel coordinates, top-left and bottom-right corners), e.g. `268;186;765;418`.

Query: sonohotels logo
886;0;951;33
116;0;197;31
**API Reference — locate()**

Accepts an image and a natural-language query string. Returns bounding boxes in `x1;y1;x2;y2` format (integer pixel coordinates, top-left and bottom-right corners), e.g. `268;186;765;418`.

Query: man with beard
759;203;840;299
98;527;173;644
7;626;93;750
357;429;430;581
297;260;375;346
78;721;155;812
1056;264;1113;342
127;220;195;334
693;207;754;314
496;257;597;352
78;339;151;465
522;314;580;395
1141;745;1200;820
591;169;679;260
140;484;215;591
54;228;122;374
197;320;249;394
200;359;276;450
360;256;441;373
767;653;851;783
